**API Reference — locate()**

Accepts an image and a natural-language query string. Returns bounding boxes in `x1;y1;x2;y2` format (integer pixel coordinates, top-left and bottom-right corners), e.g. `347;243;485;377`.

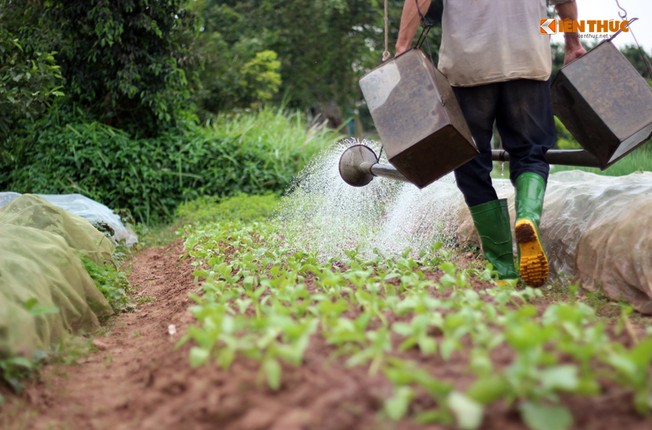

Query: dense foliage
188;0;402;123
0;0;411;129
4;108;337;224
1;0;199;137
0;28;63;132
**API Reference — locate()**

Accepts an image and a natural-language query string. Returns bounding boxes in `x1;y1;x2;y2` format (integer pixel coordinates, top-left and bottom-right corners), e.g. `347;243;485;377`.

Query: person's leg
452;84;500;207
453;84;516;279
495;79;555;184
495;79;555;287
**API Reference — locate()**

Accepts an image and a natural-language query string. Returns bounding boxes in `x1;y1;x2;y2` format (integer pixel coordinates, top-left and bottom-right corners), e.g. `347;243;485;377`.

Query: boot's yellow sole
515;219;548;287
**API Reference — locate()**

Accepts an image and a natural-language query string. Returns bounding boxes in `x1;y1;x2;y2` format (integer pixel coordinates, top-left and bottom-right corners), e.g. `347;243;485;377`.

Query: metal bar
492;149;602;168
356;149;603;185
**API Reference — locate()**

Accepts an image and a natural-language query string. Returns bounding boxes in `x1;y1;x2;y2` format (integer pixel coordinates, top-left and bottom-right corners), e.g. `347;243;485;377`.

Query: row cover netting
0;195;113;359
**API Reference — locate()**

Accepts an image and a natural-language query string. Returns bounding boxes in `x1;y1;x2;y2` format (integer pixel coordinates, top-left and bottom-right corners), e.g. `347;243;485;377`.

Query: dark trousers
452;79;555;207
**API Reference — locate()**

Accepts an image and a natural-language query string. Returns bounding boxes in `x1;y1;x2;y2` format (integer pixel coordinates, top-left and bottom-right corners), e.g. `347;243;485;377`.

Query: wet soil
1;240;651;430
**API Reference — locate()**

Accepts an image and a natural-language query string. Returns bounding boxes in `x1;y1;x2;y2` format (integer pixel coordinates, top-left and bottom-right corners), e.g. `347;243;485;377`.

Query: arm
555;0;587;64
395;0;431;55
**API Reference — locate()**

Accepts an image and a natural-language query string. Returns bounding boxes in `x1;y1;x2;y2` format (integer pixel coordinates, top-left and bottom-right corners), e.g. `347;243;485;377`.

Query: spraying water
277;142;652;313
277;138;486;259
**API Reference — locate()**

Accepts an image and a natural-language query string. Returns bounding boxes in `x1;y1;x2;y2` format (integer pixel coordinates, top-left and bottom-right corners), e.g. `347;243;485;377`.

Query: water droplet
276;138;469;259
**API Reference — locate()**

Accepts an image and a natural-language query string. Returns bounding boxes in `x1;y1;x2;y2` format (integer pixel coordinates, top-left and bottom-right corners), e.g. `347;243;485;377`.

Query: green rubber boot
469;198;518;280
515;172;549;287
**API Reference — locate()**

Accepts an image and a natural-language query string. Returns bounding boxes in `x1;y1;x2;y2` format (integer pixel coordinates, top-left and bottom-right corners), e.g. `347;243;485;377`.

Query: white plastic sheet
543;171;652;313
456;171;652;313
0;192;138;246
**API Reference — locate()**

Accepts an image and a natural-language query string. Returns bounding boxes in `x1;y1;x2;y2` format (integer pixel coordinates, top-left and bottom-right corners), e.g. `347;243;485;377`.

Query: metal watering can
340;41;652;187
552;39;652;168
354;49;478;188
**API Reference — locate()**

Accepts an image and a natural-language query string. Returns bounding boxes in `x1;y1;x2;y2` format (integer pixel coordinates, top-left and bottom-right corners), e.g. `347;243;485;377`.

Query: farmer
395;0;586;286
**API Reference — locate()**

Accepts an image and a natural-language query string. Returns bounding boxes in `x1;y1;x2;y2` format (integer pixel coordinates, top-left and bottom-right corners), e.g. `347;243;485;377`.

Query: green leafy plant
179;195;652;430
0;299;59;394
81;256;132;313
0;356;36;394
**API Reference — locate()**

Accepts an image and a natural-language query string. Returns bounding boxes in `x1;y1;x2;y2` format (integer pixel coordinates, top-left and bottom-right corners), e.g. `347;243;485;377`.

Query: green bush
5;107;337;224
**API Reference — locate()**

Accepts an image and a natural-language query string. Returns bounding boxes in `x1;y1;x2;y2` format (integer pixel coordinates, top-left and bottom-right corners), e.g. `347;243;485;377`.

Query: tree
1;0;200;137
189;1;282;117
190;0;414;125
0;27;63;142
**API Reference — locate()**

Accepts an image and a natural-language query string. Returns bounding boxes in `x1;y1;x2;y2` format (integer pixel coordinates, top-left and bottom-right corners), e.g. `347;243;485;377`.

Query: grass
133;223;181;248
208;106;338;175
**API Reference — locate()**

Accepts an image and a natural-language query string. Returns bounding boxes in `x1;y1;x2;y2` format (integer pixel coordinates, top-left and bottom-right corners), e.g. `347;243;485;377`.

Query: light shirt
438;0;553;87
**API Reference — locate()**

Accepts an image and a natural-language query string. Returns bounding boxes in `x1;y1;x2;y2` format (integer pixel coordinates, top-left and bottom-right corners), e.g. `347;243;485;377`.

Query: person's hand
395;44;410;57
555;2;586;65
563;33;587;65
564;45;587;65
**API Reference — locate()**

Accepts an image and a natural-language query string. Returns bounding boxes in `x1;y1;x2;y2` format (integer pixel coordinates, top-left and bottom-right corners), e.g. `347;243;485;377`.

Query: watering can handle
615;0;628;20
606;17;652;77
414;26;433;50
606;17;637;43
413;0;439;50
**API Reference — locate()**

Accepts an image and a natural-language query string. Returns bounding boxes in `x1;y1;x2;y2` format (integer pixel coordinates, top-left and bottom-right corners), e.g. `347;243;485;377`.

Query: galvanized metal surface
370;163;412;183
359;49;478;188
338;144;377;187
552;40;652;169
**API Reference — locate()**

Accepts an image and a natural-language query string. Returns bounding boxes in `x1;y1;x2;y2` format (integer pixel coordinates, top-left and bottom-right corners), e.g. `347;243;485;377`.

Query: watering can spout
339;143;612;187
338;144;413;187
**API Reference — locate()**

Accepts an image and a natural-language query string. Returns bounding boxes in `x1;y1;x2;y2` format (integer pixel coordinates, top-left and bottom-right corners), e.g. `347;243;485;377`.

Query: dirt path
2;241;395;430
6;240;198;429
3;240;652;430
